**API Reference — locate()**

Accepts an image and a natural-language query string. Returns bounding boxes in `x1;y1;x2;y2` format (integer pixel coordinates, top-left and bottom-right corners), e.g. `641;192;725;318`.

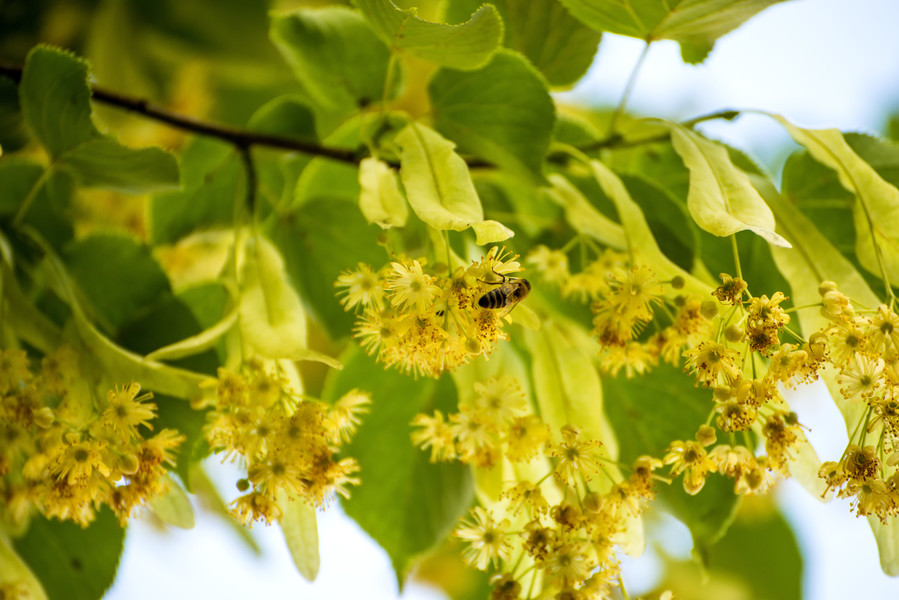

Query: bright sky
106;1;899;599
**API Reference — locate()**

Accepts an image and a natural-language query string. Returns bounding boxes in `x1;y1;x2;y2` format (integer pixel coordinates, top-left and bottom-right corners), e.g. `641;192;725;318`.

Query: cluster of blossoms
335;247;526;378
527;245;837;501
814;283;899;521
412;376;672;600
201;358;370;526
527;245;713;378
0;346;183;527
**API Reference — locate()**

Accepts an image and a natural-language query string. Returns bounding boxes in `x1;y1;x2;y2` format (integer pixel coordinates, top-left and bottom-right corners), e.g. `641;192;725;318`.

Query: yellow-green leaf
545;173;626;249
395;123;484;231
239;236;309;360
771;115;899;283
559;0;786;48
149;476;196;530
0;536;47;600
471;219;514;244
279;492;320;582
354;0;502;70
587;159;712;297
667;123;790;247
358;157;408;229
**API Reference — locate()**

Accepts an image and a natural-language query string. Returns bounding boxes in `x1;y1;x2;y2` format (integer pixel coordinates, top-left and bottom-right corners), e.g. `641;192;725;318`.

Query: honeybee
478;276;531;315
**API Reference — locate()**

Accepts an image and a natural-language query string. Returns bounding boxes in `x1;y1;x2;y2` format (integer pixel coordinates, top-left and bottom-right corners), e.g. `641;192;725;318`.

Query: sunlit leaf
358;157;409;229
667;123;790;247
587;158;713;297
559;0;786;55
0;537;47;600
429;49;555;184
355;0;502;70
395;123;484;230
771;115;899;284
279;492;320;582
470;219;514;245
545;173;626;249
149;475;196;529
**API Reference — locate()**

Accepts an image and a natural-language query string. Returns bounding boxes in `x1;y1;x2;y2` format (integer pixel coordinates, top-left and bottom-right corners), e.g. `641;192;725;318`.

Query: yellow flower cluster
813;284;899;521
202;358;370;526
335;247;527;378
0;346;183;527
411;376;667;599
527;245;711;378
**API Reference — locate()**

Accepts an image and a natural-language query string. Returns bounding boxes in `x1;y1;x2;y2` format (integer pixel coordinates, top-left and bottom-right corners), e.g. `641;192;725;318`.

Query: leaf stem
730;234;743;280
607;40;652;137
12;165;55;227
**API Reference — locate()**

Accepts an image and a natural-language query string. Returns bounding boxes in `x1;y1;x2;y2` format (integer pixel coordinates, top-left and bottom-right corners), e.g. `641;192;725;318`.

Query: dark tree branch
0;63;361;165
1;62;743;168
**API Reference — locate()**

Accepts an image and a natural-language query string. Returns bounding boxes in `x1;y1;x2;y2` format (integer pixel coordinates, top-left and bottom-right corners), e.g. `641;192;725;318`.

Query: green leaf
395;123;484;230
587;158;712;297
149;140;242;246
149;475;196;529
429;49;555;184
621;173;698;273
0;159;74;250
355;0;502;70
270;7;392;121
447;0;600;87
33;233;212;399
56;138;180;194
279;493;321;582
545;173;626;249
688;503;803;599
64;233;171;333
558;0;786;52
869;517;899;576
13;508;124;600
247;95;318;143
268;197;384;340
19;46;179;193
666;123;790;247
326;347;473;581
0;75;29;152
151;393;211;490
523;321;607;445
772;116;899;285
603;362;741;549
0;536;47;600
19;46;97;157
358;157;409;229
293;116;365;206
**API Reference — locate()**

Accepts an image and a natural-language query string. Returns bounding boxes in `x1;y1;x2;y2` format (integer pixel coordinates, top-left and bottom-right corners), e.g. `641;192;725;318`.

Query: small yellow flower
551;425;603;485
455;507;512;570
410;411;457;462
387;259;441;314
101;383;157;441
334;263;384;311
683;341;741;387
